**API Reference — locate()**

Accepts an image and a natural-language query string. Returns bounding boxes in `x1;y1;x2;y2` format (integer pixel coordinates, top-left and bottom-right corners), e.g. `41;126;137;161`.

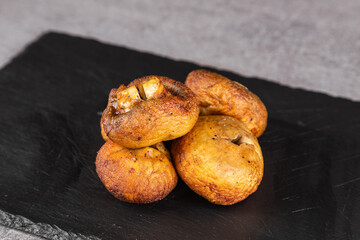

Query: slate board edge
3;30;359;105
0;209;98;240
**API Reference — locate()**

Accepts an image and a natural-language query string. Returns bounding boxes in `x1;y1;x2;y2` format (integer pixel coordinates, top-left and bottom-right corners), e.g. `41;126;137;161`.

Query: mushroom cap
102;76;200;148
185;69;267;137
172;115;263;205
96;140;177;204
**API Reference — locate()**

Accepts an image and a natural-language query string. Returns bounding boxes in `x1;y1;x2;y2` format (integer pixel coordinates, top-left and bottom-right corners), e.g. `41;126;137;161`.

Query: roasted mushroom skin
96;140;178;204
102;76;200;148
172;115;264;205
185;69;267;137
100;115;109;141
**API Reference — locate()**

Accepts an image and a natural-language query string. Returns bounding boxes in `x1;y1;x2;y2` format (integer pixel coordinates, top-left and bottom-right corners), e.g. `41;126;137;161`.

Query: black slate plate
0;32;359;240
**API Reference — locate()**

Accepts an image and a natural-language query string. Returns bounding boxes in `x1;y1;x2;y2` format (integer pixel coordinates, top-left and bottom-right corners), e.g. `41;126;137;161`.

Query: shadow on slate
0;32;359;240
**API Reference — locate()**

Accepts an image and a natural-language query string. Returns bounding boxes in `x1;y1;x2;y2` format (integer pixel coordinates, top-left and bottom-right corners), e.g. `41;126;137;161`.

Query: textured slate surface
0;32;359;239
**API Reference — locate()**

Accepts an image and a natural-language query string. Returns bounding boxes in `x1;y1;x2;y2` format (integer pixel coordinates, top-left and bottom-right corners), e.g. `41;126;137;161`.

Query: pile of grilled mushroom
96;70;267;205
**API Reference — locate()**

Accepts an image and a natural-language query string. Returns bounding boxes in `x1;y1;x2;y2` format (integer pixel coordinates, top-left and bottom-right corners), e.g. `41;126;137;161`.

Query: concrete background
1;0;359;101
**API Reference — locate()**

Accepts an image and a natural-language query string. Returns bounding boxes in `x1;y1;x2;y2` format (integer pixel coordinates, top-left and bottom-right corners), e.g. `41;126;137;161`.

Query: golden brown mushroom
102;76;200;148
185;69;267;137
96;140;177;204
172;115;263;205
